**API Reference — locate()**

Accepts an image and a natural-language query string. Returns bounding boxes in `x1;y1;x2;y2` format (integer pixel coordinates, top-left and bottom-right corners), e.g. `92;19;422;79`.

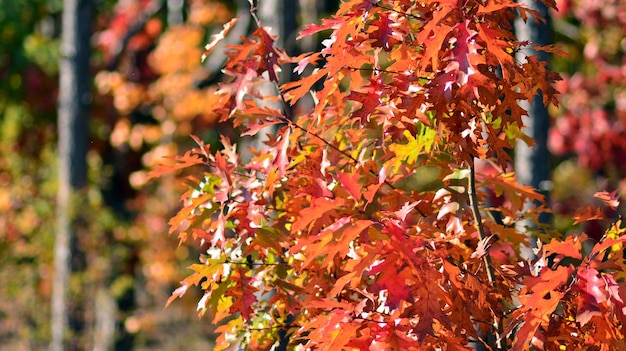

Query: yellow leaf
387;125;436;172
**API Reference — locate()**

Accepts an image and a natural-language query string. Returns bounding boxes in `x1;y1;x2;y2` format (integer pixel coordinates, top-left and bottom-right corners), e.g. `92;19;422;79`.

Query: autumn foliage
154;0;626;350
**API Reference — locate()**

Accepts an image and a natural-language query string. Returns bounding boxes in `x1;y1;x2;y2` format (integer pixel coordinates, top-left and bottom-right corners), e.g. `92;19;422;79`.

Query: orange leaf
166;272;202;307
320;219;372;269
292;196;345;233
590;236;626;259
336;170;362;201
148;150;205;180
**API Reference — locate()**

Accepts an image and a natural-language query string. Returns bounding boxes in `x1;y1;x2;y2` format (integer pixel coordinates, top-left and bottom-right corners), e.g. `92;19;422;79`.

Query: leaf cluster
155;1;625;350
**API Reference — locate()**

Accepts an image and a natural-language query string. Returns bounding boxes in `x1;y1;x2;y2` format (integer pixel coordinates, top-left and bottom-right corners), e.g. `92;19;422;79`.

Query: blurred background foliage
549;0;626;236
0;0;624;349
0;0;333;349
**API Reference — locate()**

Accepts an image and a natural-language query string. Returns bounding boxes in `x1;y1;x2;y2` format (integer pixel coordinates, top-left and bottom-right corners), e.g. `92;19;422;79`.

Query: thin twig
274;90;431;216
468;159;505;351
271;82;402;193
225;259;289;267
372;2;425;20
343;66;431;81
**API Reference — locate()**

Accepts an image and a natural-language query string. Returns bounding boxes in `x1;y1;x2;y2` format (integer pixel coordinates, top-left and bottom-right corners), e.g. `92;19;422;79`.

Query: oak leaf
291;196;345;233
201;17;239;62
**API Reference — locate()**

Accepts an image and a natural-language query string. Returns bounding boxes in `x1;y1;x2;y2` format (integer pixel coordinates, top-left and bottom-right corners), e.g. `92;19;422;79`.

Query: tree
514;0;553;239
51;0;93;350
157;1;625;350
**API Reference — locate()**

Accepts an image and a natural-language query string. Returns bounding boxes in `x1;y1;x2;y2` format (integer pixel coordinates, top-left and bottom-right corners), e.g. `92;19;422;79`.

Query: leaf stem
467;159;505;350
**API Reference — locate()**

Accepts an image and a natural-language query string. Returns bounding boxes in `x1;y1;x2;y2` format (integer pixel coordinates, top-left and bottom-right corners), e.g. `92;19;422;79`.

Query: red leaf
369;12;403;51
363;182;382;204
475;23;516;77
604;275;626;327
316;218;372;270
252;27;282;82
386;326;421;350
415;5;454;72
346;90;381;124
579;268;607;303
448;20;482;86
511;289;562;350
346;77;387;124
297;18;342;39
226;269;258;321
401;92;431;126
370;261;412;309
413;281;451;341
574;267;607;326
510;266;572;348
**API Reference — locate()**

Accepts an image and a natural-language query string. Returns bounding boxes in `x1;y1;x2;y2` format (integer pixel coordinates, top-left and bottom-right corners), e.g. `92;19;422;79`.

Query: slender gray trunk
93;290;116;351
167;0;184;26
514;0;552;254
51;0;93;350
239;0;298;161
238;3;298;350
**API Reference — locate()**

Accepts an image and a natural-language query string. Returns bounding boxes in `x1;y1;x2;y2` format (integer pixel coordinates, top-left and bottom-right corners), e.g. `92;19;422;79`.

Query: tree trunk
51;0;93;350
514;0;552;254
239;0;299;161
93;290;116;351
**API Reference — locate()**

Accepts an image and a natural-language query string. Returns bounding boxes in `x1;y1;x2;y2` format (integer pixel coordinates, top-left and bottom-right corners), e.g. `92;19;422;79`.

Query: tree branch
468;159;505;351
270;80;428;217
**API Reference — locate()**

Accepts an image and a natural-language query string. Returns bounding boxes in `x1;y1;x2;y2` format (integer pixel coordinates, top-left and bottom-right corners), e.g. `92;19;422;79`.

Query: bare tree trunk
51;0;93;350
514;2;552;253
